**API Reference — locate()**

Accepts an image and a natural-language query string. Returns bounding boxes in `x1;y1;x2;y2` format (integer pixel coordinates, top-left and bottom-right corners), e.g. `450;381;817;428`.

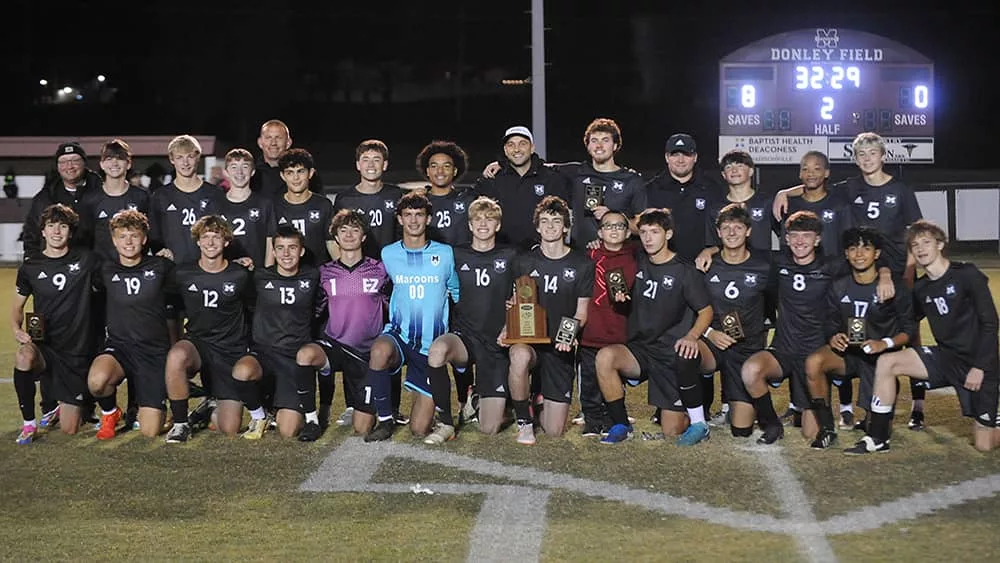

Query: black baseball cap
55;142;86;159
665;133;696;154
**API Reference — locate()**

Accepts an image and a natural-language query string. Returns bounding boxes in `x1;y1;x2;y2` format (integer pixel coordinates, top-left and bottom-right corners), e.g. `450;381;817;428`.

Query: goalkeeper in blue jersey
363;190;460;442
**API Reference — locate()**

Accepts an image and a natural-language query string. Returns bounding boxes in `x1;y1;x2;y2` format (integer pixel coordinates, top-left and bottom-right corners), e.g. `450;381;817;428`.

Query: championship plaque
554;316;580;347
584;184;604;211
847;317;867;345
605;267;629;299
721;310;744;340
503;276;550;345
25;312;45;342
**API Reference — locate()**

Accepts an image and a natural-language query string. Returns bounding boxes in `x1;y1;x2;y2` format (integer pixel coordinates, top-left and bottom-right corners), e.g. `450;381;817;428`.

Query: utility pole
531;0;547;158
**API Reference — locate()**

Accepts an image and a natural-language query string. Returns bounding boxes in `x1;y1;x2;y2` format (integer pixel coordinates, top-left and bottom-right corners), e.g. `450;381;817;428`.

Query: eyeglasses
601;222;628;231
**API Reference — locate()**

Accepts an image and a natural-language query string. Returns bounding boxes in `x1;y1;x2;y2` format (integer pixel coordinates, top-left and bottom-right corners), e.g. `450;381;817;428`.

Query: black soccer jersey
772;253;847;355
252;266;320;355
218;192;277;268
452;245;518;341
826;275;916;348
913;262;999;373
100;255;173;351
333;184;404;257
845;177;922;276
174;261;253;353
273;193;335;267
15;249;100;357
149;182;226;265
706;191;776;254
559;163;647;249
704;252;773;349
80;186;151;262
628;255;711;346
427;188;479;248
780;189;852;258
514;247;594;340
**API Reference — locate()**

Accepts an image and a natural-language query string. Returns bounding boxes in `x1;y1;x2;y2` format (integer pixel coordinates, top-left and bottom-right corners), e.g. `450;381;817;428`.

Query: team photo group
11;117;1000;455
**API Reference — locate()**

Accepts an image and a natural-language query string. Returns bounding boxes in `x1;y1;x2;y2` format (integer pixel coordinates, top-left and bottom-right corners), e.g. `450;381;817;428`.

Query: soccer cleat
298;422;323;442
423;423;456;445
319;364;331;378
392;411;410;426
839;410;855;430
676;421;711;446
650;409;661;426
364;419;395;442
459;394;480;426
96;408;122;440
242;418;268;440
757;423;784;445
581;419;607;437
165;423;192;444
907;411;925;431
600;423;633;444
810;428;838;449
853;417;869;432
39;405;60;430
267;410;278;430
187;398;217;430
333;407;352;427
708;409;731;427
571;412;585;425
16;424;37;445
125;406;139;431
516;422;537;445
844;435;890;455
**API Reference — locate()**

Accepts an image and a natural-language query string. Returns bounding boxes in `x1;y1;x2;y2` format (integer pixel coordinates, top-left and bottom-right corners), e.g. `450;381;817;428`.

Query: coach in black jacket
22;142;102;257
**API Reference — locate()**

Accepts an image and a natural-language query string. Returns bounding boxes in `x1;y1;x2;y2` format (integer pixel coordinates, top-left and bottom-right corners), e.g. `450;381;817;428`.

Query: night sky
5;1;999;180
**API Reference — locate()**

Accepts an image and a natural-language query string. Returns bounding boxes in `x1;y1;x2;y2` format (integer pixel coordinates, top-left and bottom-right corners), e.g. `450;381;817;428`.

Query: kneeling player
848;220;1000;453
805;227;914;449
88;210;174;438
164;216;260;442
597;209;714;445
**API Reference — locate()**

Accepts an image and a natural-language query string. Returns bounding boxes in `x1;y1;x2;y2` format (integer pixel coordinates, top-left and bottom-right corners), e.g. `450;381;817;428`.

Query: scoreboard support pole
531;0;547;159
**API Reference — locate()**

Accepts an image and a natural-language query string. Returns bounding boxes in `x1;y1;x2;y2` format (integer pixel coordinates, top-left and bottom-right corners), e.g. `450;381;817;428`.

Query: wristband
881;337;895;350
703;327;714;338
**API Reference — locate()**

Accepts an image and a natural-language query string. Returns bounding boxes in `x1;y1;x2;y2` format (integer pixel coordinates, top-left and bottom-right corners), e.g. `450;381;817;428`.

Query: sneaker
16;424;36;445
298;421;323;442
853;417;869;432
571;412;585;425
600;423;633;444
757;423;784;445
708;409;731;427
459;394;480;426
908;411;925;431
165;423;192;444
96;408;122;440
516;421;536;445
392;411;410;426
844;435;890;455
242;417;268;440
839;410;855;430
334;407;353;427
424;423;456;445
581;419;607;437
39;405;60;430
188;398;217;430
810;428;838;449
676;421;710;446
364;419;395;442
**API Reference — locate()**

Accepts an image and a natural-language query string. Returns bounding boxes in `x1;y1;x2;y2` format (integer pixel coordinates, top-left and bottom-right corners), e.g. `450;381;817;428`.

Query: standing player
778;151;851;259
362;191;460;442
273;148;337;267
596;209;714;445
163;216;259;443
806;227;915;449
80;139;151;262
332;140;404;259
505;196;594;444
247;225;320;438
218;148;277;269
425;197;517;443
11;204;100;442
86;210;174;438
848;220;1000;454
417;140;478;248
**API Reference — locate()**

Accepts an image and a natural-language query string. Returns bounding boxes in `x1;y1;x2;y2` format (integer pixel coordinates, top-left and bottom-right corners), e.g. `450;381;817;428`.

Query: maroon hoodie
581;241;638;348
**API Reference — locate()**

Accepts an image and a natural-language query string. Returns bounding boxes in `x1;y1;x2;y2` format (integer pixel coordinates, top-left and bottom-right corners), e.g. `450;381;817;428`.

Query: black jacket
644;169;723;263
22;169;103;257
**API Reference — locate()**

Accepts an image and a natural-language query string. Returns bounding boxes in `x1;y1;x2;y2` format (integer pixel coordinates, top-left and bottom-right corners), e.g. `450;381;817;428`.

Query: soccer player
218;148;277;269
474;126;571;250
577;209;637;436
149;135;226;265
80;139;151;262
11;204;100;442
273;148;337;267
806;227;915;449
696;150;775;271
87;210;174;438
596;209;713;445
163;216;259;443
416;140;478;248
847;220;1000;454
504;195;594;444
777;151;851;259
297;209;390;441
246;225;320;438
332;140;404;259
362;191;460;442
699;204;773;438
425;197;517;443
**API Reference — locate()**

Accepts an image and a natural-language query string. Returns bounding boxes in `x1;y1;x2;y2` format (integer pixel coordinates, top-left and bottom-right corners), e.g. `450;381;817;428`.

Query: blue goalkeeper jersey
381;240;460;355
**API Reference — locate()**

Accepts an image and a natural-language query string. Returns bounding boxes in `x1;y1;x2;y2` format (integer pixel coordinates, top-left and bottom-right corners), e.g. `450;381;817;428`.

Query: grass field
1;267;999;562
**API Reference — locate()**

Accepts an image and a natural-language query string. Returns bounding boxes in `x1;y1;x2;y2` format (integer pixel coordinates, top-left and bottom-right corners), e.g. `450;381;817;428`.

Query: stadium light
39;79;48;86
97;75;106;82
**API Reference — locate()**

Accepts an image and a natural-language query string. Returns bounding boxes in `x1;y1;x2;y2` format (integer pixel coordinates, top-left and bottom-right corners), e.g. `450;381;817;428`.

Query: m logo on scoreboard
814;29;839;49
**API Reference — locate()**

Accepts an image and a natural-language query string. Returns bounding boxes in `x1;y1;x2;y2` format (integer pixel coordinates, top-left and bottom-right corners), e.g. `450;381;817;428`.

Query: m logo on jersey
884;194;897;207
309;210;321;223
68;262;80;273
563;268;576;282
946;284;956;295
363;278;380;293
222;282;236;296
611;181;624;193
200;199;210;210
822;210;835;222
249;208;261;221
299;280;311;290
144;270;156;279
750;208;764;221
662;275;675;288
744;273;758;287
453;201;466;214
431;255;441;266
384;200;396;210
534;184;545;196
188;283;198;292
494;259;507;273
695;198;706;210
127;203;138;211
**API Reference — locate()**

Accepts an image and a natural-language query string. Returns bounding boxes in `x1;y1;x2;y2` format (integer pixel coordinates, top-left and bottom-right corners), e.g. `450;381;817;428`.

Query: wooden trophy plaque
503;275;550;345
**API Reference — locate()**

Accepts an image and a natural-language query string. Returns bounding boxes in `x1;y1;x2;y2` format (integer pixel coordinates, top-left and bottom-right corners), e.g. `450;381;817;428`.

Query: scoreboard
719;29;934;164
